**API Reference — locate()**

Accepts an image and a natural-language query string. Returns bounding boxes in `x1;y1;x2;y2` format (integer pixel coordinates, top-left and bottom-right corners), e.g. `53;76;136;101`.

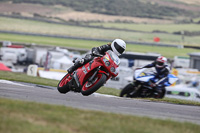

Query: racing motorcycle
120;68;178;98
57;50;120;96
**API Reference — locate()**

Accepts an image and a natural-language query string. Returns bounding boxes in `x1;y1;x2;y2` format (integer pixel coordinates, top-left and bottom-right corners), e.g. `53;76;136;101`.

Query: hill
1;0;200;23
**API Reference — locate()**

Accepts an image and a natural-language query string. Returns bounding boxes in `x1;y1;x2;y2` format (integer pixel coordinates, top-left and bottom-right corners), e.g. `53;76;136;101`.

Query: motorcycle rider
140;56;170;96
67;39;126;74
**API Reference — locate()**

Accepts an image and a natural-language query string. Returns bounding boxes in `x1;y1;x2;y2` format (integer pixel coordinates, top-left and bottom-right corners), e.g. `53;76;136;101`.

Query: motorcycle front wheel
154;88;166;99
57;73;72;94
81;73;107;96
120;83;136;98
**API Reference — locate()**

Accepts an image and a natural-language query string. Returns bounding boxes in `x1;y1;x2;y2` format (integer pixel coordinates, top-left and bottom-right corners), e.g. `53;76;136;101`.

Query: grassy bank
0;71;200;106
1;16;200;45
0;97;200;133
1;33;200;58
89;22;200;33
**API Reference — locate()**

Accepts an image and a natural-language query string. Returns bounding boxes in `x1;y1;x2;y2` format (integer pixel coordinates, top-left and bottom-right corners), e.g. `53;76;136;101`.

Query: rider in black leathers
67;39;126;74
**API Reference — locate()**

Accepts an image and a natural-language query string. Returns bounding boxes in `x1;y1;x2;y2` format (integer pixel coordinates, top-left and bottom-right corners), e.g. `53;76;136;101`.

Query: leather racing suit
67;44;112;74
142;61;170;93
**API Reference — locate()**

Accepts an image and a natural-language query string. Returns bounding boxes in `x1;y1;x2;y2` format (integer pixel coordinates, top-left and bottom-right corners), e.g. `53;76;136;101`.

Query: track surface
0;81;200;125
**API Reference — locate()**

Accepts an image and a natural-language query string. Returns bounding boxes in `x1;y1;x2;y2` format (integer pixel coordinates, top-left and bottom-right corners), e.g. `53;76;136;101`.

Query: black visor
156;61;164;66
114;42;125;54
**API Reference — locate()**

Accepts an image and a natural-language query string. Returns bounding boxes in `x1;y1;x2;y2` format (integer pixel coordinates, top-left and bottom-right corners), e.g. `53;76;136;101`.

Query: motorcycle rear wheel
81;73;107;96
57;73;71;94
120;84;136;98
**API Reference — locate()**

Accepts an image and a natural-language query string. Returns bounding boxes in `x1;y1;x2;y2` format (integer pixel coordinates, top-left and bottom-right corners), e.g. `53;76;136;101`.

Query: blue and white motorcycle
120;68;178;99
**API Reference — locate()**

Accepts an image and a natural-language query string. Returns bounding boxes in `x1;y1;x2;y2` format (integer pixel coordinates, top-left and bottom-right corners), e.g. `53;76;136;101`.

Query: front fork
88;66;101;82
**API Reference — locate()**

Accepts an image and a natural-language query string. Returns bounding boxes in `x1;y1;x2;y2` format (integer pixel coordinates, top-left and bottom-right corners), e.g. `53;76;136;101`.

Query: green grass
0;33;104;49
142;98;200;106
1;16;200;45
193;18;200;23
0;97;200;133
1;33;200;58
0;71;58;87
89;22;200;33
0;71;200;106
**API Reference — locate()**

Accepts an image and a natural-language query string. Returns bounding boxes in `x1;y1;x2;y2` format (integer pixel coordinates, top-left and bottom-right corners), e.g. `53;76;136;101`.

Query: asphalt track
0;80;200;125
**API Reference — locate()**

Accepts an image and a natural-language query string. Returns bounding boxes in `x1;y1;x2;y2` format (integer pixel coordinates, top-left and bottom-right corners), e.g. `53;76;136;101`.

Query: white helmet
111;39;126;56
156;56;167;68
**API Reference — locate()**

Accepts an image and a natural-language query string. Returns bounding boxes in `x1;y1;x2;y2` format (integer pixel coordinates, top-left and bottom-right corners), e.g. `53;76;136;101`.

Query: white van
0;47;27;64
0;48;17;64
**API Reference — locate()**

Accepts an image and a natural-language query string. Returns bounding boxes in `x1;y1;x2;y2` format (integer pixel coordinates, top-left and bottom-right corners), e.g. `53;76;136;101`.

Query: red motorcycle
57;50;120;96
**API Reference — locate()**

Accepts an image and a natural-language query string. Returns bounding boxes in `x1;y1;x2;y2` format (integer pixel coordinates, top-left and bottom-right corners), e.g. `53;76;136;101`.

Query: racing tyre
120;84;136;97
156;88;166;99
57;73;72;94
81;73;107;96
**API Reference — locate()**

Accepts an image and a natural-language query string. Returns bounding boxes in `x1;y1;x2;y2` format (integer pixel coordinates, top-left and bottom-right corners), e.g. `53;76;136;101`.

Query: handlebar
92;50;103;57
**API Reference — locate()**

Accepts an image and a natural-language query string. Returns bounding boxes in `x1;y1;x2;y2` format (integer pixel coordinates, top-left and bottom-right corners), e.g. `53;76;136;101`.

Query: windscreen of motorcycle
134;68;154;82
168;74;178;84
107;50;120;66
134;68;146;79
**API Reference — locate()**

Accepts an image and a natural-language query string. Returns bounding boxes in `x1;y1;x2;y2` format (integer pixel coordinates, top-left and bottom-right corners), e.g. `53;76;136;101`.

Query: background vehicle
57;50;120;96
120;68;178;98
0;47;27;65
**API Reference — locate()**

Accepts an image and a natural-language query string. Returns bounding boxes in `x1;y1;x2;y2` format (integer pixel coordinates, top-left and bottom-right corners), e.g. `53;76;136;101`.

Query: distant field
88;22;200;33
2;0;199;19
0;17;200;46
1;33;200;58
